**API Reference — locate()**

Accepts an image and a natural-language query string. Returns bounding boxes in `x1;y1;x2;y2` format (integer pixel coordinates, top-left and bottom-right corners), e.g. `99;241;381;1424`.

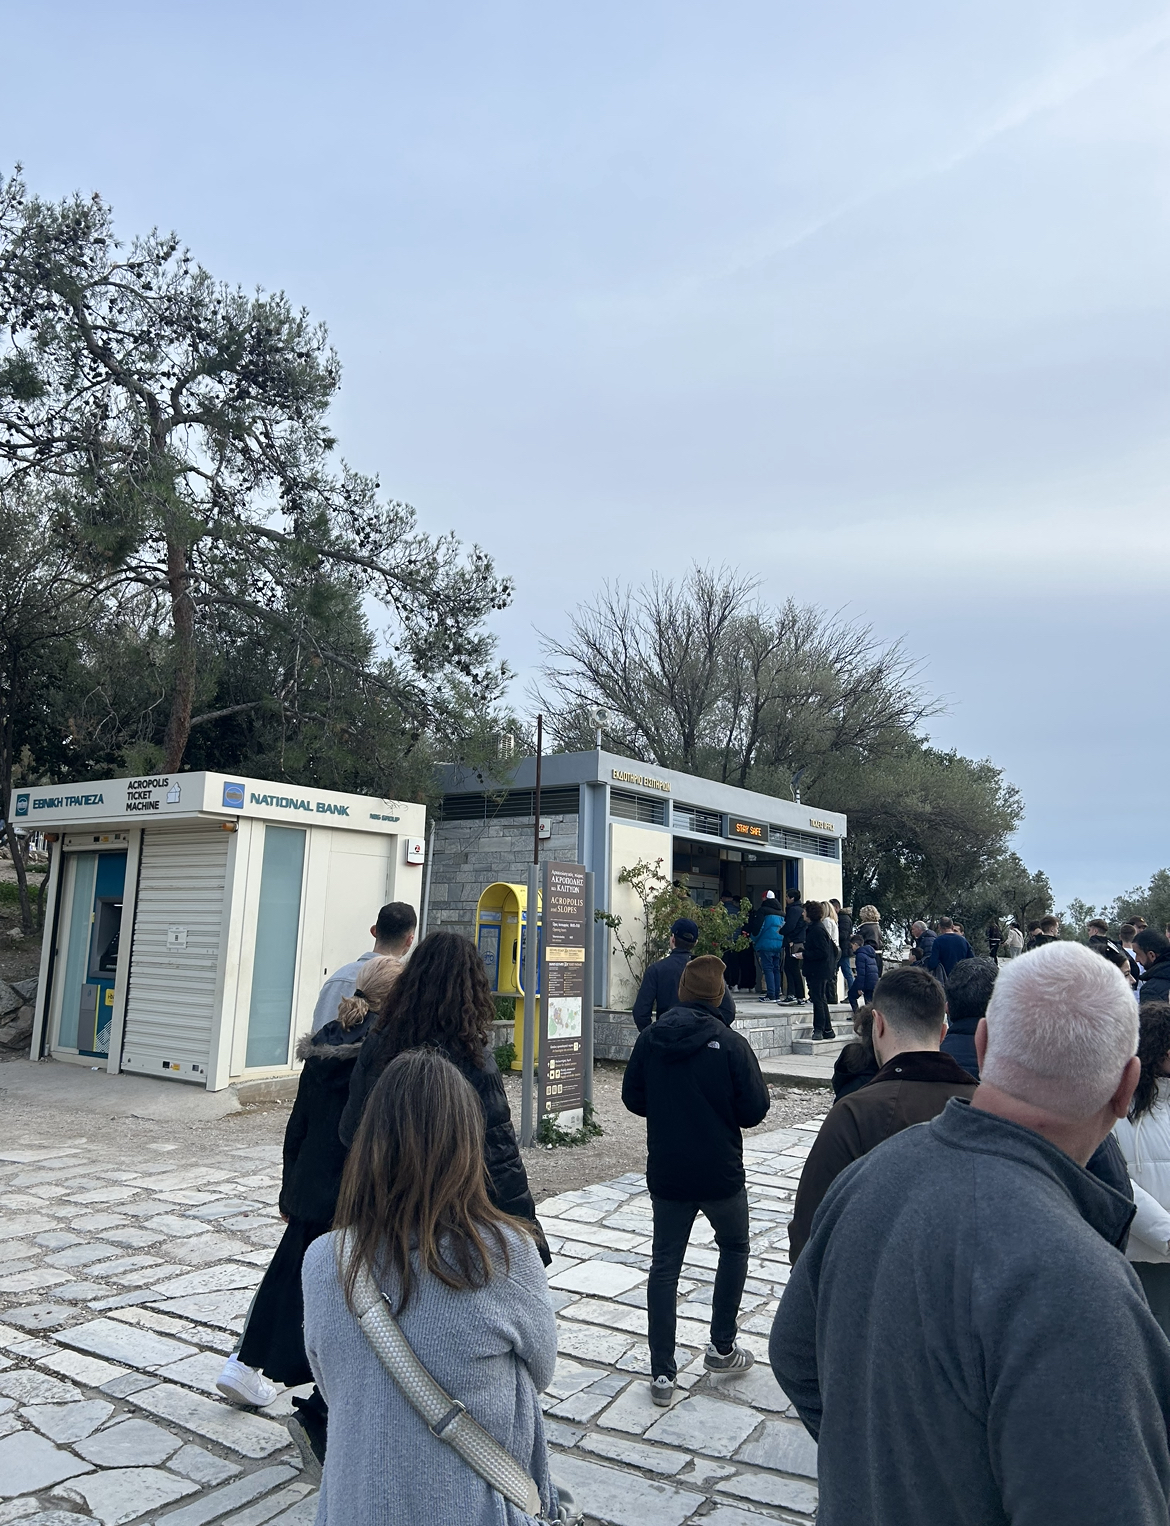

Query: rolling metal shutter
121;825;230;1084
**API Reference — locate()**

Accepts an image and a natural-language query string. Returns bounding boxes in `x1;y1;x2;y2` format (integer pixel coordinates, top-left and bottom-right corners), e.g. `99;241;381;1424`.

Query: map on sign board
548;996;582;1039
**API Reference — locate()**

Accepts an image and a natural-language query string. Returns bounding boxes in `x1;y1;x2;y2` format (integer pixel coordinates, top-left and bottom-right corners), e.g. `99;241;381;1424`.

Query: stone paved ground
0;1112;825;1525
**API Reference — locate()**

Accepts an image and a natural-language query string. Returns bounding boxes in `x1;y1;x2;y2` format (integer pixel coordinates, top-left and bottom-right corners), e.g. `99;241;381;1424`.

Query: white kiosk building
429;749;847;1012
11;772;426;1092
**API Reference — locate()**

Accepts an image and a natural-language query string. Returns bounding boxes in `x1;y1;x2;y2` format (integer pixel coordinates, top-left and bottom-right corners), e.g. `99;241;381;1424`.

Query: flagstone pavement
0;1117;826;1525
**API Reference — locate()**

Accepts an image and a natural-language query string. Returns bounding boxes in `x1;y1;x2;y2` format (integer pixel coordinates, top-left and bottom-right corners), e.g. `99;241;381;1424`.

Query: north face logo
707;1040;721;1049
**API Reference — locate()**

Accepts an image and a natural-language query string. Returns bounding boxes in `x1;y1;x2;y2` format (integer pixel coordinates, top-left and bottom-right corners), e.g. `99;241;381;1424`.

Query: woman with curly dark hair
1114;1002;1170;1336
339;930;543;1243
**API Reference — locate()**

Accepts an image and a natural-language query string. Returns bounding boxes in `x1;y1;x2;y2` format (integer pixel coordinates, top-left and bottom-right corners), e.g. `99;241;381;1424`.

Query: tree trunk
2;819;33;935
162;536;196;773
0;689;32;933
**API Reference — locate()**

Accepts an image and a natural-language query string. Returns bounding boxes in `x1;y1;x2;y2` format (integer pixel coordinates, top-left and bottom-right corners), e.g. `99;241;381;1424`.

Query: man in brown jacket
787;964;977;1260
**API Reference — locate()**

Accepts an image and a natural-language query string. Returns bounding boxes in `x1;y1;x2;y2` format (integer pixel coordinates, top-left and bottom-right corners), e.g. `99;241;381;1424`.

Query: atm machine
48;844;127;1059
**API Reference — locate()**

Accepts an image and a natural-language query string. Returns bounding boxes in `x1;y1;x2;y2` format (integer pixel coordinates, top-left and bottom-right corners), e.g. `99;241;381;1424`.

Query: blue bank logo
222;781;246;810
14;794;29;817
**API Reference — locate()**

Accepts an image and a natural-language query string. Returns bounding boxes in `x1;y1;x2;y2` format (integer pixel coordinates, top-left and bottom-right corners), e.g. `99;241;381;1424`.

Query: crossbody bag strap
341;1236;543;1519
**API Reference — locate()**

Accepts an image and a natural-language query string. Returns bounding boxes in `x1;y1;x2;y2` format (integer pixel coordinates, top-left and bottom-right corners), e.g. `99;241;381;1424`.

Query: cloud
719;10;1170;280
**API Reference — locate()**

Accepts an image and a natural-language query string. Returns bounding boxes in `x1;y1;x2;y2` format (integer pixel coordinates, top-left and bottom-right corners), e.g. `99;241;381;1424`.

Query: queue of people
772;941;1170;1524
773;935;1170;1523
216;897;766;1524
723;889;886;1030
216;903;582;1523
215;885;1170;1525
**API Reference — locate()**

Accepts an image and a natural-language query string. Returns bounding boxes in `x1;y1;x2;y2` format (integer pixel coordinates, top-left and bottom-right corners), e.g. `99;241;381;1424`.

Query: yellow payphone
475;881;541;1069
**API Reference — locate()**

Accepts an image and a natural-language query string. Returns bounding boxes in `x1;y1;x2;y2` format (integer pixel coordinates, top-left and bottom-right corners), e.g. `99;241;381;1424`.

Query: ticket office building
13;772;425;1090
430;750;847;1011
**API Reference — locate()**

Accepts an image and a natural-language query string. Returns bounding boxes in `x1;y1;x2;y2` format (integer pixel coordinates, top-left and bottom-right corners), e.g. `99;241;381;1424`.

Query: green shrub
596;857;750;988
536;1100;604;1148
493;1040;517;1073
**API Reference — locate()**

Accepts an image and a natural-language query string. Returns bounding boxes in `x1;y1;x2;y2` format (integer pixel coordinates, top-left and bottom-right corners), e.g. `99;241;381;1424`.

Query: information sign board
539;861;587;1123
726;815;767;843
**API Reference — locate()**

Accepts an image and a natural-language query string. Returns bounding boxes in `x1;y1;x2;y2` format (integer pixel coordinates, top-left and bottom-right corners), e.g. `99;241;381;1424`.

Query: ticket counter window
54;850;127;1058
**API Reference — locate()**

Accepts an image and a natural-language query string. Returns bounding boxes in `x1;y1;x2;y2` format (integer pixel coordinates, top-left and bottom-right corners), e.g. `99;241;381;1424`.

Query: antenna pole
533;713;543;865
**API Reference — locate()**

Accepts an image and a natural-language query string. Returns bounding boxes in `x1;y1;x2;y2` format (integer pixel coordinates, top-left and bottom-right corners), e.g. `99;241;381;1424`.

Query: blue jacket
940;1018;979;1079
632;947;737;1032
926;933;974;980
852;942;879;992
753;913;784;954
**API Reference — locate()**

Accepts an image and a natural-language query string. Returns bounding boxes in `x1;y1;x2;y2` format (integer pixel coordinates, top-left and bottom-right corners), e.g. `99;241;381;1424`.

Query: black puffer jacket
280;1014;374;1223
801;920;837;974
339;1030;540;1237
622;1002;770;1201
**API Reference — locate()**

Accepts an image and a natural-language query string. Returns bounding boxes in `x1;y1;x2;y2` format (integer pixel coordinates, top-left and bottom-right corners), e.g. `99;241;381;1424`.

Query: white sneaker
216;1355;278;1408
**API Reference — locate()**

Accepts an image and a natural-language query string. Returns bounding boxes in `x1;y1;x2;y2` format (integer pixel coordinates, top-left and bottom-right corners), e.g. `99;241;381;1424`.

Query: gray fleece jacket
303;1225;557;1525
770;1098;1170;1526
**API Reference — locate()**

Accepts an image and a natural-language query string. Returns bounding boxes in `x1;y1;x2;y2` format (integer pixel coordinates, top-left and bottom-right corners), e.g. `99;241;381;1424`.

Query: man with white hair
770;942;1170;1526
909;919;934;963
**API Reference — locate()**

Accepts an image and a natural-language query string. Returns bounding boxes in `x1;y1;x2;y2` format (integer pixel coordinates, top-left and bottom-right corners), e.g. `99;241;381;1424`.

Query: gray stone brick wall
428;814;580;941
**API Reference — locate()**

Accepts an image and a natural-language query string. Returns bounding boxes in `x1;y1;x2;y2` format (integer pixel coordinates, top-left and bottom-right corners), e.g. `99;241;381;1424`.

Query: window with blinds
770;826;839;859
440;787;580;822
609;789;666;825
673;803;723;837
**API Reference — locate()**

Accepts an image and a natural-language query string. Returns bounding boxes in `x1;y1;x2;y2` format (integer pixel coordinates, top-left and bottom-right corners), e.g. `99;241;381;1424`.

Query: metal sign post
519;861;539;1147
582;869;594;1108
539;860;587;1130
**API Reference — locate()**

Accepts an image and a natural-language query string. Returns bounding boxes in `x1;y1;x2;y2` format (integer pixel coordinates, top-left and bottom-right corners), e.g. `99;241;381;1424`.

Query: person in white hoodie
1113;1001;1170;1337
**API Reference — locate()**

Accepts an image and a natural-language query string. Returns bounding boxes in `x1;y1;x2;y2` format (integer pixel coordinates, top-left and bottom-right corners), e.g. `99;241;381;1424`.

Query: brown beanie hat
678;954;726;1007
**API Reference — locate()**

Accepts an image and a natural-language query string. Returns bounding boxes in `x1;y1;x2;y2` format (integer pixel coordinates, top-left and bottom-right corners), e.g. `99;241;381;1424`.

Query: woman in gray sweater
302;1047;558;1524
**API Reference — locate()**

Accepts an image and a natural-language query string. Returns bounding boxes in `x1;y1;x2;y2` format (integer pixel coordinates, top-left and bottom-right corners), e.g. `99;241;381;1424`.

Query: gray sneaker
650;1375;675;1407
285;1412;324;1483
704;1343;755;1374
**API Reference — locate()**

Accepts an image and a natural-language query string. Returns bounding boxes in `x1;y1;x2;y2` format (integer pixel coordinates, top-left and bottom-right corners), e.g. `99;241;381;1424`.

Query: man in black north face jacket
623;954;770;1404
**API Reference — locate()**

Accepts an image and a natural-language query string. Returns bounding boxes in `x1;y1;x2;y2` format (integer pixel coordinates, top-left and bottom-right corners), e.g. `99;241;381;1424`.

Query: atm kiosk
13;773;426;1090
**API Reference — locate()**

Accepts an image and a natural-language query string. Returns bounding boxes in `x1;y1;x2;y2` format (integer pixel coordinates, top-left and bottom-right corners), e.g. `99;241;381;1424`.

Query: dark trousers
238;1216;331;1447
735;946;757;989
782;948;805;1001
238;1216;329;1383
806;965;834;1036
647;1189;751;1381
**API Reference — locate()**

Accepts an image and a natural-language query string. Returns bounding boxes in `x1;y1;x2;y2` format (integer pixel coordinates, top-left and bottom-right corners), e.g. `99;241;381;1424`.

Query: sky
2;1;1169;909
